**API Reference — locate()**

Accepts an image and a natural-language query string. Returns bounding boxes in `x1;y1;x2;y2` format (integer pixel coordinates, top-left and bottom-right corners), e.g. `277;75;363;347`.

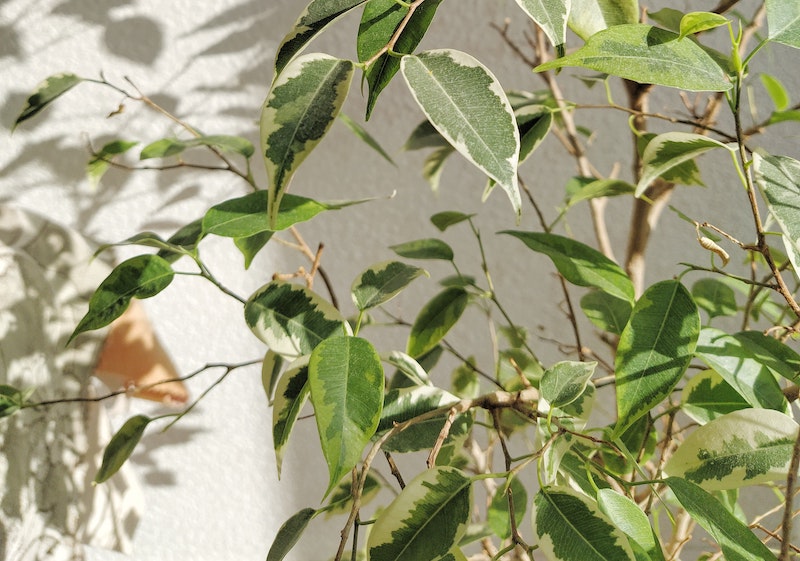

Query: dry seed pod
698;236;730;267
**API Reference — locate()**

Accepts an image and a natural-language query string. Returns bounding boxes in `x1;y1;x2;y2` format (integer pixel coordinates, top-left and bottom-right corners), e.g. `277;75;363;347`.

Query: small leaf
87;140;138;188
261;349;285;405
679;12;729;40
754;154;800;263
580;291;632;335
514;0;570;50
70;255;174;342
535;24;732;92
140;138;187;159
244;281;350;359
487;477;527;540
261;54;354;229
266;507;317;561
534;487;636;561
422;146;456;192
368;467;472;561
390;238;454;261
407;287;469;358
401;50;520;215
430;211;475;232
597;489;665;561
0;385;26;419
157;219;204;263
565;179;636;208
324;472;381;517
338;113;395;165
766;0;800;49
681;370;749;425
274;0;368;74
637;133;704;187
94;415;151;484
692;278;737;319
308;337;384;496
351;260;428;311
502;231;635;303
636;132;734;197
568;0;640;41
404;120;449;151
615;280;700;435
272;357;310;477
14;73;83;129
516;106;553;165
186;135;254;157
540;361;596;409
235;231;274;269
666;477;779;561
761;73;791;112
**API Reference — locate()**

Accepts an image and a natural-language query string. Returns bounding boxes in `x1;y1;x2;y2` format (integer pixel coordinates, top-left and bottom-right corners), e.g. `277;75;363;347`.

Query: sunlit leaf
692;278;737;319
430;211;475;232
14;73;83;129
580;291;632;335
266;507;318;561
337;113;395;165
679;12;729;40
87;140;138;187
681;370;749;425
351;260;428;311
761;73;791;112
568;0;639;40
637;133;704;187
514;0;570;50
597;489;664;561
94;415;151;484
766;0;800;49
140;138;186;159
540;361;596;409
385;351;432;387
272;357;309;477
407;287;469;358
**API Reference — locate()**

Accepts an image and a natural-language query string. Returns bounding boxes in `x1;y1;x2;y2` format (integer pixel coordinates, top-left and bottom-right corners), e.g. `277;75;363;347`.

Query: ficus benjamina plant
8;0;800;560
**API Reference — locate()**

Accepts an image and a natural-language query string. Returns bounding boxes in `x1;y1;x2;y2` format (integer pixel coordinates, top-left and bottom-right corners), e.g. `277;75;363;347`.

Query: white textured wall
1;1;798;560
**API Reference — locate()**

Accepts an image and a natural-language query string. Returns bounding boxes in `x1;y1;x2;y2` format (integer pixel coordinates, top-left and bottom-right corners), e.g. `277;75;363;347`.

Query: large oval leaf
261;54;354;229
535;24;732;92
401;50;521;215
272;357;310;478
665;408;798;490
666;477;779;561
766;0;800;49
308;336;384;496
70;254;174;342
407;287;469;358
502;231;634;303
514;0;570;50
534;486;635;561
351;260;428;311
614;280;699;436
244;281;350;359
754;153;800;267
368;467;472;561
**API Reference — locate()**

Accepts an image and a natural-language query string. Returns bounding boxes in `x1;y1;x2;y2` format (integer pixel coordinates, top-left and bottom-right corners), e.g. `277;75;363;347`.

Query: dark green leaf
580;291;632;335
94;415;151;484
407;287;469;358
487;477;527;540
390;238;454;261
70;255;174;342
14;73;83;129
235;231;274;269
272;357;309;477
0;385;26;419
157;218;204;263
430;211;475;232
266;507;317;561
351;260;428;311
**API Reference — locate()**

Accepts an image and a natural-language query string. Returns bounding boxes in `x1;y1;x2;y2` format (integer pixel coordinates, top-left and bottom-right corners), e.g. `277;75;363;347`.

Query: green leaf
597;489;665;561
679;12;729;39
540;361;596;409
534;487;636;561
261;54;354;229
0;385;26;419
430;211;475;232
761;73;791;112
401;50;521;215
274;0;368;74
502;231;635;303
580;291;632;335
487;477;527;540
337;113;395;165
695;327;788;411
681;370;749;425
614;280;700;436
235;231;274;269
324;472;381;517
244;281;350;359
407;287;469;358
157;219;204;263
358;0;443;119
87;140;138;188
188;135;254;157
266;507;317;561
565;179;636;208
272;357;310;477
734;330;800;384
692;278;737;319
514;0;569;50
140;138;187;160
766;0;800;49
754;154;800;262
666;477;779;561
14;73;83;129
637;133;704;187
422;146;456;192
385;350;432;387
70;254;174;343
404;120;449;151
261;349;285;405
516;106;553;165
601;414;656;477
94;415;151;484
351;260;428;311
308;336;384;496
535;24;732;92
568;0;639;41
368;467;472;561
390;238;454;261
636;132;734;197
94;231;186;259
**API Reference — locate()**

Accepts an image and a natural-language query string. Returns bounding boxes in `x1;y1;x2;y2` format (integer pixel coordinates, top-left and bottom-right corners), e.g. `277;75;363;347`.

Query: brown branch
780;427;800;560
363;0;427;68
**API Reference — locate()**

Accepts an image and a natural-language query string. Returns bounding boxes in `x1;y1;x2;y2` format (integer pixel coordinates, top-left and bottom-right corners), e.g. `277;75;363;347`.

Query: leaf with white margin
401;50;521;216
681;370;749;425
636;132;734;196
664;408;798;490
384;351;432;386
272;357;309;478
754;153;800;266
597;489;665;561
766;0;800;49
309;336;384;496
514;0;570;50
534;486;635;561
274;0;368;74
261;54;354;229
535;24;732;93
244;281;351;359
666;477;779;561
351;260;428;311
540;361;596;409
568;0;639;41
14;73;83;129
368;466;472;561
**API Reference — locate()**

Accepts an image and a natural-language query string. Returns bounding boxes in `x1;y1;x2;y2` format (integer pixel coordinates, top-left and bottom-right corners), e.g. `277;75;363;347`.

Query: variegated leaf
368;467;472;561
681;370;749;425
568;0;639;40
401;50;521;216
664;408;798;490
754;154;800;269
540;361;596;409
351;260;428;311
534;487;636;561
766;0;800;49
244;281;350;359
261;54;354;229
14;73;83;129
384;351;432;387
272;357;310;477
514;0;570;50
